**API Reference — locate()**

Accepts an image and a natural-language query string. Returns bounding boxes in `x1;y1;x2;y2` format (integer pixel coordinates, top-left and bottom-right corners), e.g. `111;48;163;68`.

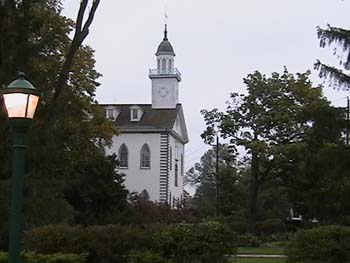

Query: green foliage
186;145;244;218
23;224;150;263
115;198;196;225
287;225;350;263
127;251;172;263
316;25;350;90
156;221;236;263
201;69;344;232
0;251;88;263
235;233;262;247
256;219;286;234
223;216;250;234
0;0;127;232
296;144;350;223
22;222;239;263
237;246;285;255
236;232;291;248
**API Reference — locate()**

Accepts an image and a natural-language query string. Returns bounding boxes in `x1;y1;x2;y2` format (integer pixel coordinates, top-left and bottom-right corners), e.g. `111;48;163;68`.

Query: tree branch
314;60;350;90
52;0;100;102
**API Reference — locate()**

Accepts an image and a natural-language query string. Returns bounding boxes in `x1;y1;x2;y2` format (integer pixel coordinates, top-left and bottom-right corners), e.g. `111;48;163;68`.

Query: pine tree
315;25;350;90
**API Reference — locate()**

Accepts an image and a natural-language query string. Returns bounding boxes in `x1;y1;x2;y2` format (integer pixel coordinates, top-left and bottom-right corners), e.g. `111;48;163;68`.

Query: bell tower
149;24;181;109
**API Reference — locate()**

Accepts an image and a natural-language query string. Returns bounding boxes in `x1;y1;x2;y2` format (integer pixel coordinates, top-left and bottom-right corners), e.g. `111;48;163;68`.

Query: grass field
232;258;287;263
237;247;286;255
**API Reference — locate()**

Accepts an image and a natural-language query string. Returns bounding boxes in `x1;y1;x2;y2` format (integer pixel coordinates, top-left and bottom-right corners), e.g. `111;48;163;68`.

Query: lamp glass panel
3;93;29;118
27;94;39;118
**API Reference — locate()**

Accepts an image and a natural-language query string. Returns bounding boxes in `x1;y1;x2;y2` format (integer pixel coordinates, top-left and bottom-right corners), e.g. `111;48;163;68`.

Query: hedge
287;225;350;263
156;221;236;263
127;251;172;263
0;251;88;263
23;222;236;263
23;224;150;263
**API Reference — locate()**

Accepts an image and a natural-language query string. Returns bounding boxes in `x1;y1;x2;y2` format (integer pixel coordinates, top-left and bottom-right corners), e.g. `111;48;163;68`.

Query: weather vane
164;0;168;25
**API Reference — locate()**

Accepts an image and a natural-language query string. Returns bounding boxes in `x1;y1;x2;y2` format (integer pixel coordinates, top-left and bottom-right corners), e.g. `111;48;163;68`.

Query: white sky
62;0;350;171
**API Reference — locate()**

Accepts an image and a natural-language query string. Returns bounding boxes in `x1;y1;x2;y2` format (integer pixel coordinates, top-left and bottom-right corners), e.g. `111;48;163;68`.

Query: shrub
0;252;6;263
287;225;350;263
0;251;88;263
235;233;262;247
23;224;150;263
156;221;236;263
127;251;172;263
256;218;286;234
222;216;249;234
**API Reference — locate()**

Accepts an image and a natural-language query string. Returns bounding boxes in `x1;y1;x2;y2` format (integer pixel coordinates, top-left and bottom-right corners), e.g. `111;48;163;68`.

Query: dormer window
105;106;120;121
130;105;144;122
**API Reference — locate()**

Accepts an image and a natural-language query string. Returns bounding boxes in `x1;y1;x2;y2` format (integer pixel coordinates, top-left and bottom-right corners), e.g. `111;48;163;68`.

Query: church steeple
149;24;182;109
163;24;168;41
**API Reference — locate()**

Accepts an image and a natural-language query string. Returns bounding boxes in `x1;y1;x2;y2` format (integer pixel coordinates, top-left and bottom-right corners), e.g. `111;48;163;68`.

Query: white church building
103;25;189;206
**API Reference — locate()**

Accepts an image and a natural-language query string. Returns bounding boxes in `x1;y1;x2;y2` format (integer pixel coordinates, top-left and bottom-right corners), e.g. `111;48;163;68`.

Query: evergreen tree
186;145;245;218
315;25;350;90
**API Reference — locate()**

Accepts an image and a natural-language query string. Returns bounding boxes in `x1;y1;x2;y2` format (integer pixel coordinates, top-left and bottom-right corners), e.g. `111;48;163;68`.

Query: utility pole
215;135;220;217
346;96;349;145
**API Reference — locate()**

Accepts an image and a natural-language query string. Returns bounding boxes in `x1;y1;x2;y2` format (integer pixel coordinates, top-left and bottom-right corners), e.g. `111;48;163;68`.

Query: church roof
113;104;178;129
156;24;175;56
100;103;188;143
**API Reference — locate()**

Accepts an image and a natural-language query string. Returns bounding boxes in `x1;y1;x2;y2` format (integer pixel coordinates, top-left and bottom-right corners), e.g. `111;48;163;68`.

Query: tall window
175;163;178;187
181;153;184;176
169;146;173;170
162;59;166;70
119;144;128;168
140;144;151;168
157;59;160;70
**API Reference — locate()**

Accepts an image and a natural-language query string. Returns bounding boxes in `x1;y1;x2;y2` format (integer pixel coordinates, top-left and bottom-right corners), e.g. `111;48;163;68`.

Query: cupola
156;24;175;56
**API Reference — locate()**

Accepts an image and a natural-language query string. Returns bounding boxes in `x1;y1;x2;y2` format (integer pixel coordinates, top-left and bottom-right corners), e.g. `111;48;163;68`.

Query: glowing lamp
1;72;40;119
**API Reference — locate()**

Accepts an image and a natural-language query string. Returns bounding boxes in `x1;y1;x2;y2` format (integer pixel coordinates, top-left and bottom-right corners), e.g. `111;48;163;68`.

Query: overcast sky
62;0;350;171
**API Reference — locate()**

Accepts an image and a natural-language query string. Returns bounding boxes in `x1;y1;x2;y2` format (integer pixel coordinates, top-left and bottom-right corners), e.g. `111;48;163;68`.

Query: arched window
175;163;178;187
119;144;128;168
162;59;166;70
140;144;151;168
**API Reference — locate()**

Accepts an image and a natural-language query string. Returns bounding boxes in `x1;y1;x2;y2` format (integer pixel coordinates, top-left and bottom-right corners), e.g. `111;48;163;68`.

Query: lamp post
1;72;40;263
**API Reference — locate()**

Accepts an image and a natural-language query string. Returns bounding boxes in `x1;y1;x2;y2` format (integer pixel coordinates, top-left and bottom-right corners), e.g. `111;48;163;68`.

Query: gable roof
100;103;189;143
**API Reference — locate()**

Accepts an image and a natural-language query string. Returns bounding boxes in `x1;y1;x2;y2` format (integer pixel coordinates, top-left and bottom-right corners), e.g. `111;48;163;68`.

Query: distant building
103;25;188;206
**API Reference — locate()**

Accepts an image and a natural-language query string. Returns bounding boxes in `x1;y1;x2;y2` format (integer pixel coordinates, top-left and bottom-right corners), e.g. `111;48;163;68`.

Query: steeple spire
163;24;168;41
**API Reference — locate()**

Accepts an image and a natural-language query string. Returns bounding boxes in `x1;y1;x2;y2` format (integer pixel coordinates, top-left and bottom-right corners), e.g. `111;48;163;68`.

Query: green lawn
232;258;287;263
237;247;286;255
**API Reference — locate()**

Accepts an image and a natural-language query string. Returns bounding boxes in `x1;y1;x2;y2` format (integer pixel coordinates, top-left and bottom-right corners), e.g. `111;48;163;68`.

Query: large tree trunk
249;150;259;235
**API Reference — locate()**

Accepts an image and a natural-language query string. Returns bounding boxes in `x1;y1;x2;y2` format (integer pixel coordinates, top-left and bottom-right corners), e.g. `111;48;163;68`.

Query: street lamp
1;72;40;263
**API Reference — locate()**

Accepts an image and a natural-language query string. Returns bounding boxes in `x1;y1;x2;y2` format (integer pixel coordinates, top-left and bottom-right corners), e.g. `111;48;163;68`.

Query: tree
0;0;127;232
315;25;350;90
201;69;341;233
64;154;128;225
186;145;245;218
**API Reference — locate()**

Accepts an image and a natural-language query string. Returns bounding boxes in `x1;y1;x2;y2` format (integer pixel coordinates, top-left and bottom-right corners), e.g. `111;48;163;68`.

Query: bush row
23;222;236;263
0;251;88;263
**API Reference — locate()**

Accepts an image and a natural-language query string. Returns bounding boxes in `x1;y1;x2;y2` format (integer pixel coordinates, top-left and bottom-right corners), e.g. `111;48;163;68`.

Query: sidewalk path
235;254;287;258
